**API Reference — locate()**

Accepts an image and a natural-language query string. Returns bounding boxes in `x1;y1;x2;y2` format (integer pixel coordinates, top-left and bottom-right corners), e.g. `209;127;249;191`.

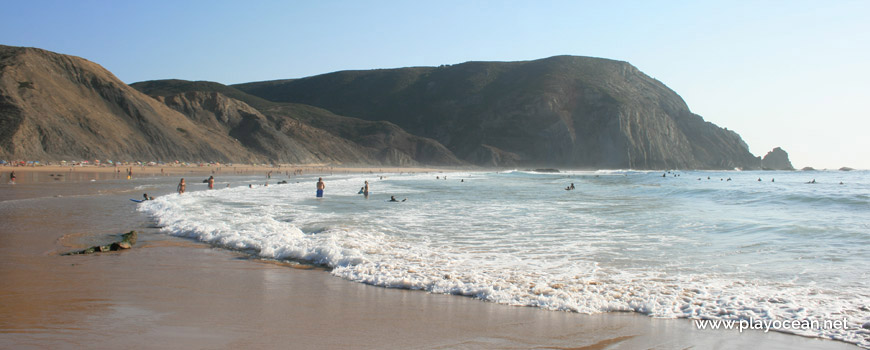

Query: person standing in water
207;175;215;189
363;180;369;198
177;178;186;194
316;177;325;197
9;171;15;184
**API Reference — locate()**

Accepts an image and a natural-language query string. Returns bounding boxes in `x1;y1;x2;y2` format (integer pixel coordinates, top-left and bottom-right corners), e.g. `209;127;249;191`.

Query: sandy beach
0;169;858;349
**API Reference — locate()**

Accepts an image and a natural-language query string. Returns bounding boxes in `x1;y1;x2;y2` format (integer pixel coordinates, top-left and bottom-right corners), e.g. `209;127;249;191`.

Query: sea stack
761;147;794;170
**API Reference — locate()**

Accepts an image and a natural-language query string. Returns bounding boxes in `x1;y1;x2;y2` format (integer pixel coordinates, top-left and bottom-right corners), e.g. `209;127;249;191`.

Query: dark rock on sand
64;231;137;255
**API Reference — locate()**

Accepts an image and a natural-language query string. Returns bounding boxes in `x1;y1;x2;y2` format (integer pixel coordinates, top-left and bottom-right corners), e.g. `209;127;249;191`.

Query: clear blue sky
2;0;868;169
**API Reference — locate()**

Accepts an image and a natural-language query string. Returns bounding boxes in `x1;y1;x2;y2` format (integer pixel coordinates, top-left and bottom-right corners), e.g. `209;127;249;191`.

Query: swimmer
389;196;407;202
177;178;186;194
316;177;325;197
208;175;214;189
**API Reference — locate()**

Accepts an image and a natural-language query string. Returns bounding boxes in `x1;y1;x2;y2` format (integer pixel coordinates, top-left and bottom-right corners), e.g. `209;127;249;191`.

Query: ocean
139;169;870;347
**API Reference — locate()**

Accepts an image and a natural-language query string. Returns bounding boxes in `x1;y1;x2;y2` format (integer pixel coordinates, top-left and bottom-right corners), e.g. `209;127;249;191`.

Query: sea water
140;170;870;347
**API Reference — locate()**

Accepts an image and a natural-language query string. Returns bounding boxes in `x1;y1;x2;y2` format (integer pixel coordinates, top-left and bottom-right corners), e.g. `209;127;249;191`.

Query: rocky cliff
761;147;794;170
1;45;788;170
131;79;464;166
0;45;463;166
235;56;765;169
0;46;259;162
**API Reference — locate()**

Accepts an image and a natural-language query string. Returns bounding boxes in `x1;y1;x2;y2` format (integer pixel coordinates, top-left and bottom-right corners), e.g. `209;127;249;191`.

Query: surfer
389;196;406;202
177;178;186;194
316;177;325;197
208;176;215;189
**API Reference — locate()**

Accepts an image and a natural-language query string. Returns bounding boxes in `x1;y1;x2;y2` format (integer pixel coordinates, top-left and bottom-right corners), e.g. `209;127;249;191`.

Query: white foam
139;171;870;348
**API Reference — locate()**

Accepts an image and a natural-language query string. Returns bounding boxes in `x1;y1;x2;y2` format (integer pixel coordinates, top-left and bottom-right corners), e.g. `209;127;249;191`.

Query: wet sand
0;172;857;349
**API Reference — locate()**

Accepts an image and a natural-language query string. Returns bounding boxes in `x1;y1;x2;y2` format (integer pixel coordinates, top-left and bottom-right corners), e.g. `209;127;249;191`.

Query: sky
1;0;868;169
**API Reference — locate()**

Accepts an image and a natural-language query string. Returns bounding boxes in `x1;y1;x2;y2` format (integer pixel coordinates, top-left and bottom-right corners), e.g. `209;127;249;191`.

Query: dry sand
0;169;857;349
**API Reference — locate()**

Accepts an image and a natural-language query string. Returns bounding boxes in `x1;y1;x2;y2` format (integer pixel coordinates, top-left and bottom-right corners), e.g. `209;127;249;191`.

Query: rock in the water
761;147;794;170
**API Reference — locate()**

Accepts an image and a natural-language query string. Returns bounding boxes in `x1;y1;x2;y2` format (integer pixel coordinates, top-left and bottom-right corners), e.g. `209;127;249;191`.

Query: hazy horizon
2;1;867;169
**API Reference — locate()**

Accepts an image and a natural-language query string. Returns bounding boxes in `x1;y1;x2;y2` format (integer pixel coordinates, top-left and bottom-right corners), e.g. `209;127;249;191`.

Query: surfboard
130;199;144;203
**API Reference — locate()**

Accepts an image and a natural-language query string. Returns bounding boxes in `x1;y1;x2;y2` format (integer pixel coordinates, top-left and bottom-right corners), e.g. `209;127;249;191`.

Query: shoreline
0;164;473;187
0;173;859;349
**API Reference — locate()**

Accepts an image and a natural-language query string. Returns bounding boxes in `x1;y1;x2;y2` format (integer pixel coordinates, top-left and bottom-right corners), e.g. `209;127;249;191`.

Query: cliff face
0;46;259;162
0;46;463;166
0;45;784;170
236;56;764;169
132;80;464;166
